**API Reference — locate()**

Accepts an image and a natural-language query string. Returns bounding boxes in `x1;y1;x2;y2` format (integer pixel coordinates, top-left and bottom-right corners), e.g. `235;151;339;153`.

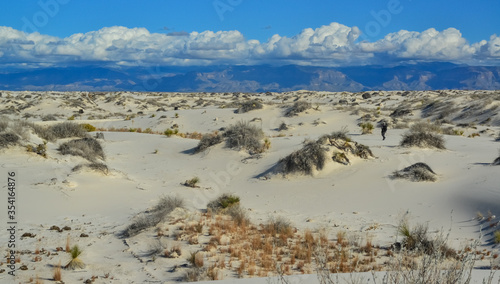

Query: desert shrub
41;114;58;121
80;123;96;132
236;99;263;113
194;133;223;153
164;128;179;137
360;122;374;134
410;122;443;134
26;142;48;158
183;177;200;188
392;162;437;182
50;122;88;139
65;245;85;270
278;141;327;175
122;195;184;238
223;121;264;153
278;122;288;131
0;132;19;148
324;127;351;142
390;108;412;117
58;137;105;161
182;267;208;282
0;117;8;132
332;152;350;165
352;143;374;159
400;131;446;149
285;101;312;117
207;193;240;212
72;163;109;175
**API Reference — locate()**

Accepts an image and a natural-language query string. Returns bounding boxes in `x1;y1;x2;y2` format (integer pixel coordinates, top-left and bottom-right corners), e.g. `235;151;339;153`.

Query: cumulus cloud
0;23;498;67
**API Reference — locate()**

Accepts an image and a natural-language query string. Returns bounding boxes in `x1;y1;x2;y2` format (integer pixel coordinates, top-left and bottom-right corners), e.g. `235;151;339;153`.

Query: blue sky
0;0;499;68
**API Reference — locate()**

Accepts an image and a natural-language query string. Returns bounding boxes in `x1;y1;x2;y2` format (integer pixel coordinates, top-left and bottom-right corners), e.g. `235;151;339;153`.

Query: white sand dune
0;90;499;283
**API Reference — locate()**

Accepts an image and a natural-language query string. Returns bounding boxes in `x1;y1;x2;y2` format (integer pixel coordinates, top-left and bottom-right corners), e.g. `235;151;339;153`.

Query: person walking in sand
381;121;388;140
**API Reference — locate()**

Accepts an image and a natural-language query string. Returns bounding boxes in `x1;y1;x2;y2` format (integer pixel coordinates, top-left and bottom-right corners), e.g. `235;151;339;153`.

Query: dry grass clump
285;101;312;117
0;132;20;149
121;195;185;238
236;99;263;113
277;140;327;175
391;162;437;182
53;261;62;281
223;121;265;153
194;133;223;153
409;122;443;134
58;137;105;161
72;162;109;175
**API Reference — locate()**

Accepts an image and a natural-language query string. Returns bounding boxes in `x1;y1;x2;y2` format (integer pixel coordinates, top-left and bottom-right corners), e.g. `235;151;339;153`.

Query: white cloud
0;23;498;67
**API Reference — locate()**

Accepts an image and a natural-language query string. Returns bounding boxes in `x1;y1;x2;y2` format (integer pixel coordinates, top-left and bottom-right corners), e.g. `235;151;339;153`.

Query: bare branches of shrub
194;133;223;153
0;132;20;148
224;121;265;153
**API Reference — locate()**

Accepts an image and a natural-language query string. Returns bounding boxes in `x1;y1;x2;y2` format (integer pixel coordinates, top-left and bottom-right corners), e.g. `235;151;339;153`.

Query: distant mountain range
1;62;499;92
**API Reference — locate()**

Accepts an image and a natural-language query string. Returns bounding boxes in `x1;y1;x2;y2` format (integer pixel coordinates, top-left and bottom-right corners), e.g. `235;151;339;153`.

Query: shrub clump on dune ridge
277;140;327;175
223;121;265;153
0;132;20;149
58;137;105;161
236;99;263;113
391;162;437;182
285;101;312;117
194;133;223;153
400;122;446;149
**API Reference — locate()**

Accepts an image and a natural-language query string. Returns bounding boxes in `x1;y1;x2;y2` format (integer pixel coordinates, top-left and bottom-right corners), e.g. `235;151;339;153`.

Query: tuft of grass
225;204;249;226
236;99;263;113
277;141;327;175
183;176;200;188
278;122;288;131
53;261;62;281
285;101;312;117
360;122;374;134
194;133;223;153
264;216;293;237
58;137;105;161
223;121;264;153
207;194;240;212
391;162;437;182
164;128;179;137
65;245;85;270
494;231;500;244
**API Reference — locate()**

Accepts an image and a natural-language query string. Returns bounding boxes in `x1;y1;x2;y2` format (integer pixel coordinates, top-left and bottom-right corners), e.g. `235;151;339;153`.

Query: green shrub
207;194;240;212
65;245;85;270
183;177;200;188
164;128;179;137
494;231;500;244
67;115;75;121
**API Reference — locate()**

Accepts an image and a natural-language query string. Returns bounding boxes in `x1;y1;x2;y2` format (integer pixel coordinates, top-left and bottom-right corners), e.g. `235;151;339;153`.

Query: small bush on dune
236;99;263;113
0;132;20;148
410;122;442;134
264;216;293;236
207;193;240;212
392;162;437;182
41;114;58;121
65;245;85;270
285;101;312;117
360;122;374;134
194;133;223;153
494;231;500;244
80;123;96;132
278;141;327;175
58;137;105;161
225;203;249;225
400;132;446;149
122;195;184;238
183;176;200;188
223;121;264;153
50;122;89;139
